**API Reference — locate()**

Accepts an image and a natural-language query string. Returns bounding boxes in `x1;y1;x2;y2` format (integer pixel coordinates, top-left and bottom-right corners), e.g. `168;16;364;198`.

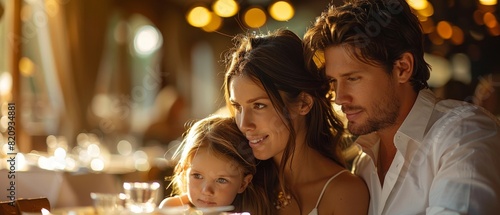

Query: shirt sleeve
426;109;500;215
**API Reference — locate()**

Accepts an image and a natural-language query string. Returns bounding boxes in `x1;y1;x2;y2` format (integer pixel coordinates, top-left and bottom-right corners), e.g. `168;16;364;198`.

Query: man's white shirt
352;89;500;215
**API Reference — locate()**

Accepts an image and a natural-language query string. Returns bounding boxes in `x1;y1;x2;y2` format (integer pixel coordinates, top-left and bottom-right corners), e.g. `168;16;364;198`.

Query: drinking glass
123;182;161;213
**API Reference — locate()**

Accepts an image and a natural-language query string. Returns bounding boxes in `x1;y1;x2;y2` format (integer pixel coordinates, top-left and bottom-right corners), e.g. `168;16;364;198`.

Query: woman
223;29;369;215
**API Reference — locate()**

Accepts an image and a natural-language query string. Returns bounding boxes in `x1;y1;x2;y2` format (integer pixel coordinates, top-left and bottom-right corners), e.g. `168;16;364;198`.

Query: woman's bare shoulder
337;171;368;192
321;170;369;215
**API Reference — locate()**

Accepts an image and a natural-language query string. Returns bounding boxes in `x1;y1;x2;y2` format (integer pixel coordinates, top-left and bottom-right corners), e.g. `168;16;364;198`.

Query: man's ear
238;174;253;193
394;52;414;83
298;92;313;115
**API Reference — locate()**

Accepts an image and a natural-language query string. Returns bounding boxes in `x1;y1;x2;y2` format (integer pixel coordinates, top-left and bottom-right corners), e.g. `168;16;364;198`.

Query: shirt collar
397;89;436;144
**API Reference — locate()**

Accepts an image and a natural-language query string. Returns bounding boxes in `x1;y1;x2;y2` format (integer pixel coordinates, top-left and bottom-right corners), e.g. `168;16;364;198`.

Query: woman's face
229;75;291;161
187;148;251;208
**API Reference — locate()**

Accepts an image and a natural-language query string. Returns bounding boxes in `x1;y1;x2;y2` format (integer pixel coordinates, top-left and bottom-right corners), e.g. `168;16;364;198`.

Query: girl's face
229;75;291;161
187;148;252;208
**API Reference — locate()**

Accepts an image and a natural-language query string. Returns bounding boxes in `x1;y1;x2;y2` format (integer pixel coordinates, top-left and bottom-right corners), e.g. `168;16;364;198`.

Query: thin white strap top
307;169;349;215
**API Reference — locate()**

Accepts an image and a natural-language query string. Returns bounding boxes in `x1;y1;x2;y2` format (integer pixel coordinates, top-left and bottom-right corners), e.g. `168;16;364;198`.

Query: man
303;0;500;214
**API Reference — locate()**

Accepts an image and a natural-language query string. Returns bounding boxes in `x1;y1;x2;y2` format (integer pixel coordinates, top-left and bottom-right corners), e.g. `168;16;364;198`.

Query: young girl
159;115;273;215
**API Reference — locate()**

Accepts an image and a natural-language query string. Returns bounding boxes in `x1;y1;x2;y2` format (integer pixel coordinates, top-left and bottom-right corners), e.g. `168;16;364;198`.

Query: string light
186;6;211;27
202;12;223;32
213;0;238;18
269;1;294;21
243;7;267;28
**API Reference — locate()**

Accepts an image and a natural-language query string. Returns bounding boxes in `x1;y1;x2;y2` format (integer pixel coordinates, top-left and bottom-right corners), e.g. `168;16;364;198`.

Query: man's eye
347;77;360;81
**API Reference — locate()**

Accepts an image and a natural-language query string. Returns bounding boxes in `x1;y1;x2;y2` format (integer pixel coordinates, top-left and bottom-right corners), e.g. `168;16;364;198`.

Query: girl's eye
191;173;203;179
215;178;228;184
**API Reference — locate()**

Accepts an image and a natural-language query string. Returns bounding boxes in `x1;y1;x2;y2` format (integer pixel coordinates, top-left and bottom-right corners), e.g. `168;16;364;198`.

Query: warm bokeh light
483;12;498;28
15;153;27;171
244;7;266;28
65;156;78;172
76;133;89;146
488;24;500;36
415;2;433;17
0;116;7;133
202;13;223;32
407;0;428;10
479;0;497;6
213;0;238;18
45;0;61;17
425;53;452;88
474;10;485;25
186;6;211;27
417;14;428;22
19;57;35;77
134;158;150;171
38;156;55;170
90;158;105;171
269;1;295;21
133;150;150;171
117;140;133;156
429;31;444;45
436;21;453;39
87;143;101;157
420;18;435;34
54;147;67;158
450;26;464;45
133;150;148;160
46;135;58;147
0;72;12;96
133;25;162;55
451;53;472;84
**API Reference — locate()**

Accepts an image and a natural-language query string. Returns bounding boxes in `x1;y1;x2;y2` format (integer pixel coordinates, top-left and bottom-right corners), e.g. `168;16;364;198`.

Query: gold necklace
274;191;292;209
